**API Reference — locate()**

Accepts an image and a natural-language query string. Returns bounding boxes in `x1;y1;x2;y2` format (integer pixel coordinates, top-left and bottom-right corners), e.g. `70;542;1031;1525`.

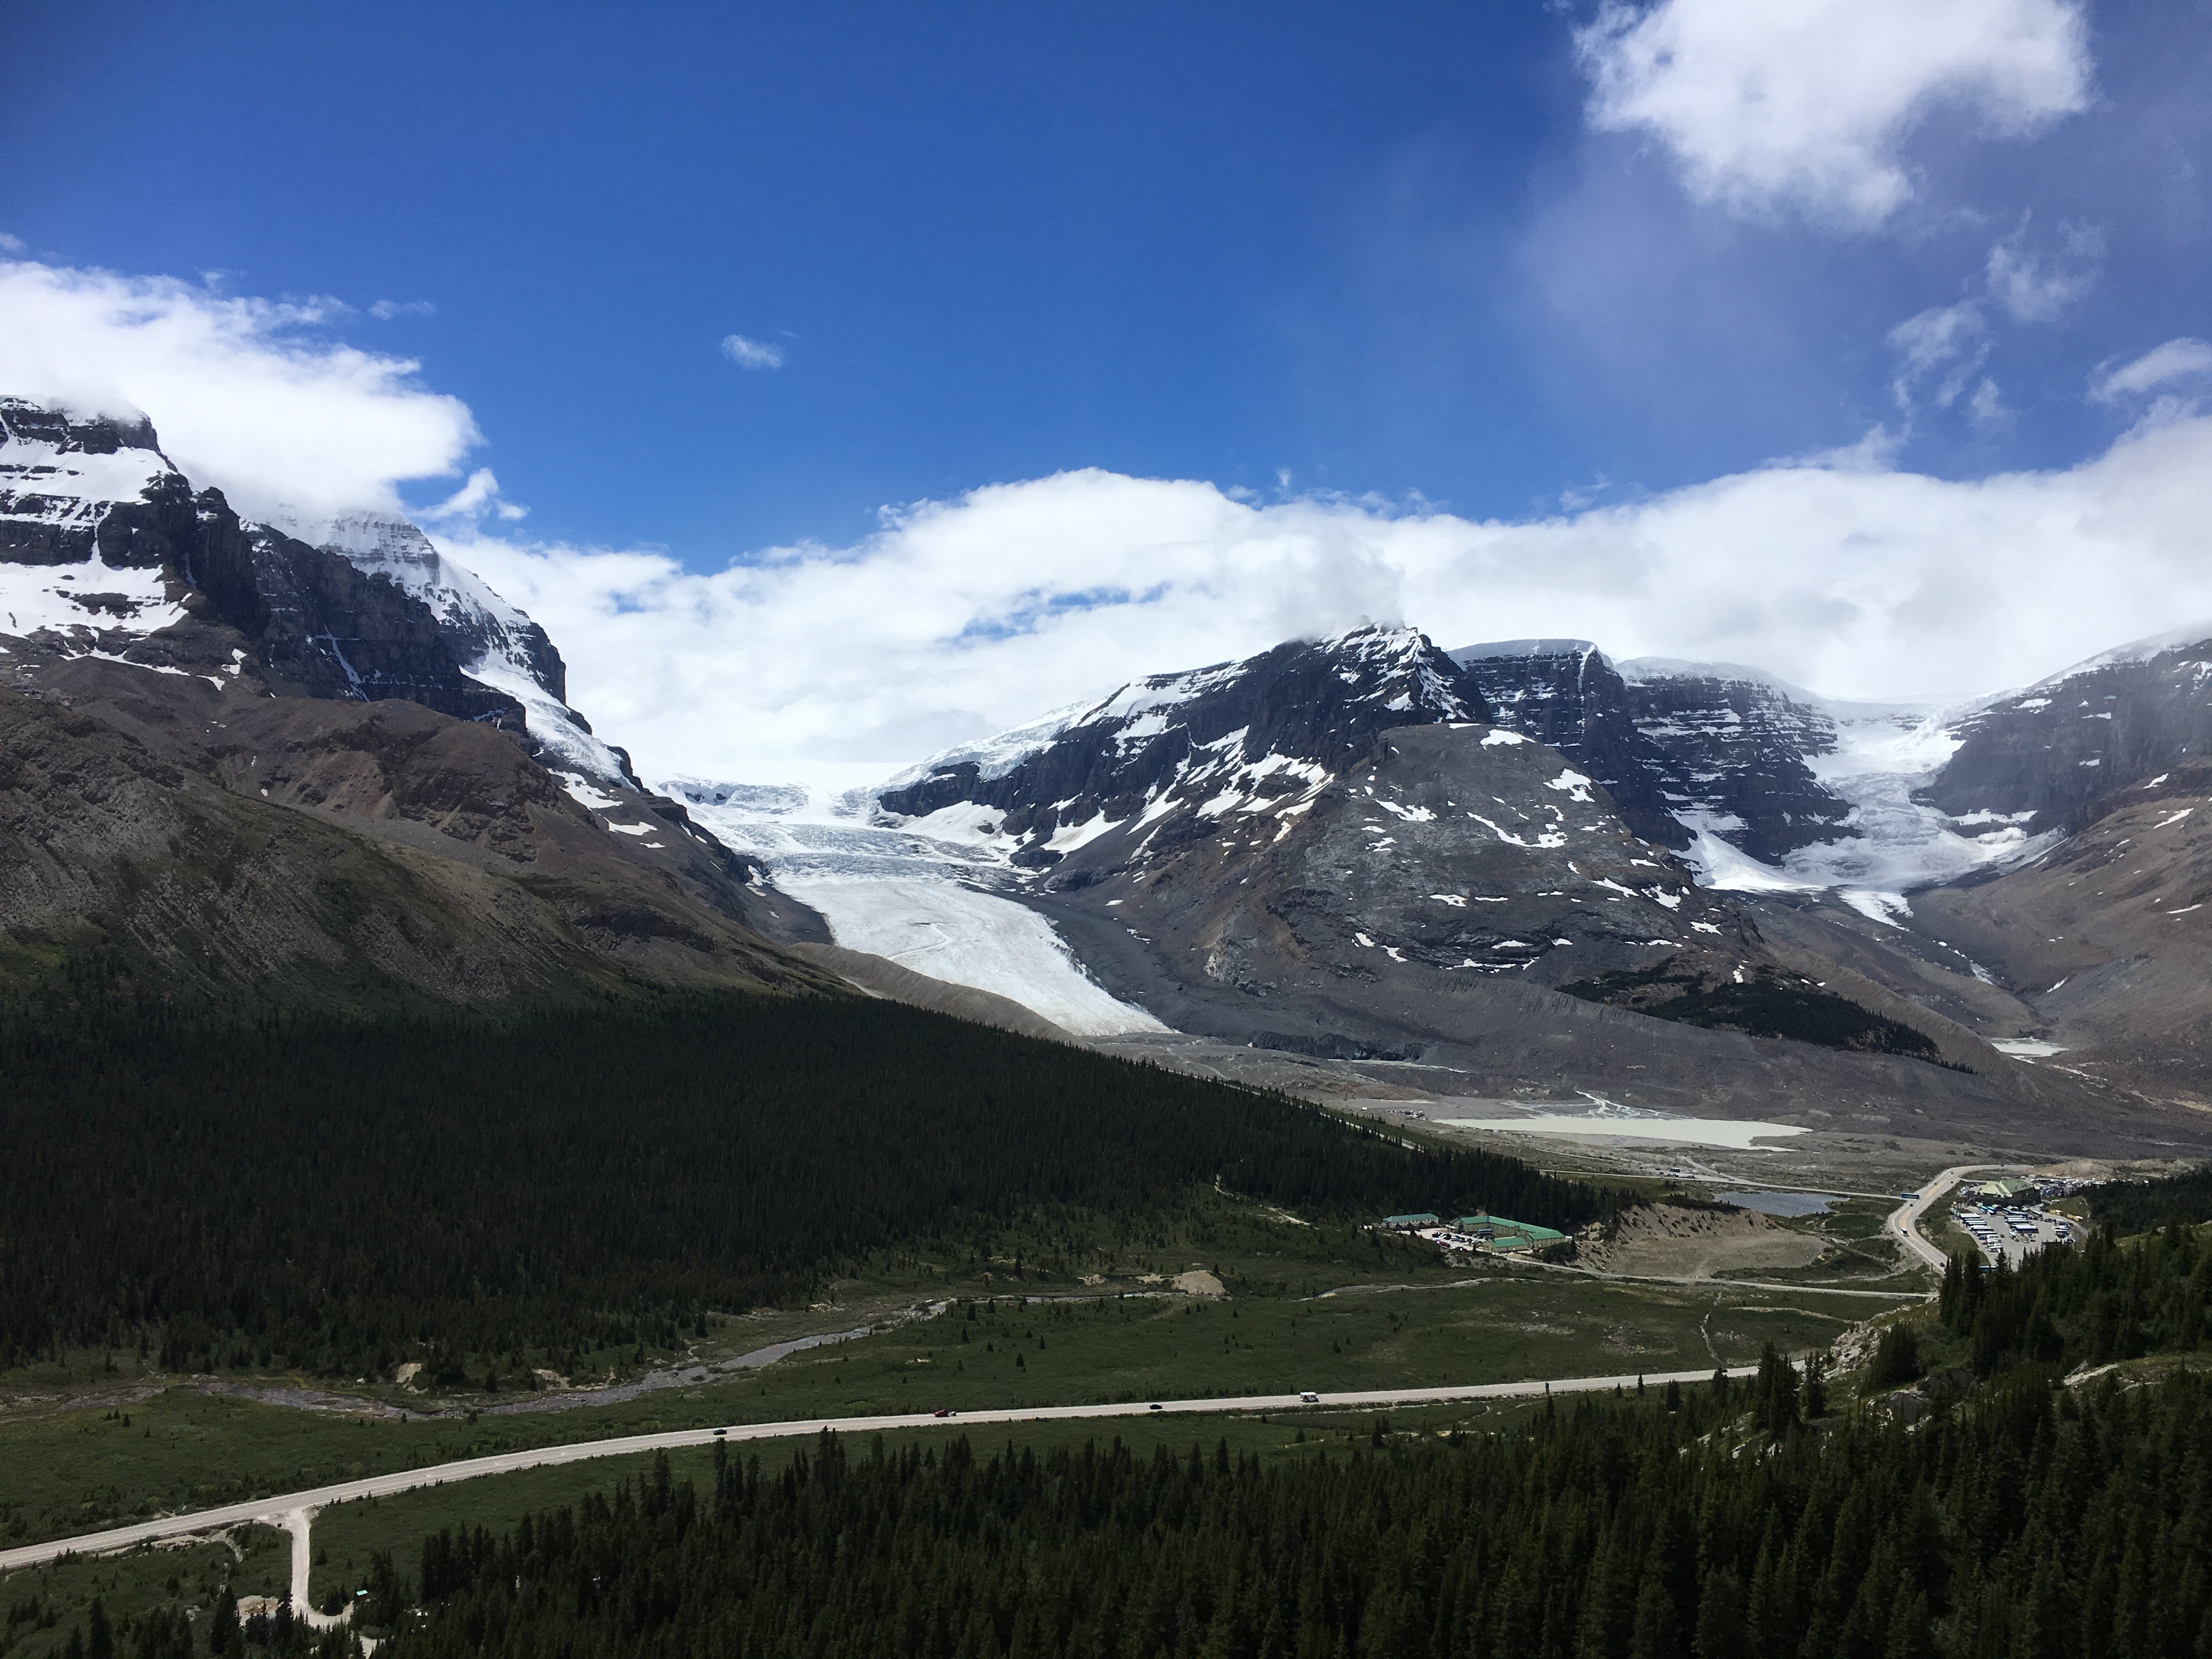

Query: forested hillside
0;993;1611;1376
353;1361;2212;1659
1938;1216;2212;1370
2087;1165;2212;1235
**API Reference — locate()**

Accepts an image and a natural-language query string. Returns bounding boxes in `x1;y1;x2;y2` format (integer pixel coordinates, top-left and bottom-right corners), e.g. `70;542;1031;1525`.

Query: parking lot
1954;1200;2074;1266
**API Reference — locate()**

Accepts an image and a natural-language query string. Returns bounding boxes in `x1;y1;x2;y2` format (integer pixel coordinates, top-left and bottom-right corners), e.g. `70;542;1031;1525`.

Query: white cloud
1985;219;2102;322
720;334;786;371
442;413;2212;787
0;258;477;516
368;298;437;320
1887;300;1988;410
419;466;528;524
0;233;24;254
2091;337;2212;403
1967;376;2010;427
1576;0;2091;227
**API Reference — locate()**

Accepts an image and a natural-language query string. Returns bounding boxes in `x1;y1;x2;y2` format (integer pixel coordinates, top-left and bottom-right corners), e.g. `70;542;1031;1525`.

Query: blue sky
10;0;2206;558
10;2;2212;781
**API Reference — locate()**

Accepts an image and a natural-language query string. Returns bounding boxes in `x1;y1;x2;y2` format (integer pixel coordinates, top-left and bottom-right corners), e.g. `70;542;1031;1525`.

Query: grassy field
0;1261;1861;1552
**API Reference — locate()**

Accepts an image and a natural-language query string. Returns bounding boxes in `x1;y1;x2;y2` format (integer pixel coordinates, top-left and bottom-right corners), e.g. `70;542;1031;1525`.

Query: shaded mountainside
1613;657;1856;862
1448;639;1695;851
0;672;829;1014
0;394;827;1013
1921;625;2212;833
1911;760;2212;1099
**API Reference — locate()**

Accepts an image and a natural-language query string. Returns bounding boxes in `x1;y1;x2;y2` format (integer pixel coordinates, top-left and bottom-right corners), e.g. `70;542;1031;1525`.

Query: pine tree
1867;1325;1920;1390
1690;1569;1747;1659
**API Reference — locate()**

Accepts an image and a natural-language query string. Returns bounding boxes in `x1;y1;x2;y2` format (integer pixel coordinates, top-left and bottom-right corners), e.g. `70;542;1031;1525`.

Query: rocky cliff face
1612;659;1856;864
267;507;635;786
1920;627;2212;832
1447;641;1697;853
1448;641;1856;865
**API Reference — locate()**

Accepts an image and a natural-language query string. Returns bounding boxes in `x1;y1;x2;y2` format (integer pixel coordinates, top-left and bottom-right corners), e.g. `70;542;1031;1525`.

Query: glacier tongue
662;777;1165;1036
1685;700;2056;904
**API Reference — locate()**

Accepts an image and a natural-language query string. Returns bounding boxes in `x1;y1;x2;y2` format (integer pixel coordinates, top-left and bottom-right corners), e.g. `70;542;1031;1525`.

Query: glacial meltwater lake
1719;1190;1836;1217
1436;1114;1808;1150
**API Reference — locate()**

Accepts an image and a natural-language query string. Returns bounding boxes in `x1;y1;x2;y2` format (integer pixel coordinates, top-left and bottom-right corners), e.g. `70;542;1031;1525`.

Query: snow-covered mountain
0;397;194;647
877;625;1486;870
665;628;1503;1037
0;394;840;1011
0;396;633;791
1447;637;2059;921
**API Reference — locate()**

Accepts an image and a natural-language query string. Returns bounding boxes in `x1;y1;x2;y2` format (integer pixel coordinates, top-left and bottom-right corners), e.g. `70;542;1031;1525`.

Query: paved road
1887;1164;2022;1272
0;1367;1758;1577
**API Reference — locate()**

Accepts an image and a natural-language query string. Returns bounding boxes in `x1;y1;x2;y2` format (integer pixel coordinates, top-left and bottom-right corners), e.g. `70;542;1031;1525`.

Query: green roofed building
1974;1178;2036;1201
1457;1214;1565;1251
1383;1213;1441;1231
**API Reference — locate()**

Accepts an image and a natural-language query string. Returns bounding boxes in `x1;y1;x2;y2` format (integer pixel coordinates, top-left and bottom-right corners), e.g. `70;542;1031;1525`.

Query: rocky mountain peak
262;505;631;786
0;396;187;570
0;393;633;789
1922;625;2212;833
876;624;1486;867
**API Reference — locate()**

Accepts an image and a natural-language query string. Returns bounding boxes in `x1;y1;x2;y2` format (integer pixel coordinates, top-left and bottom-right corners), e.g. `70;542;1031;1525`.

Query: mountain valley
7;386;2211;1170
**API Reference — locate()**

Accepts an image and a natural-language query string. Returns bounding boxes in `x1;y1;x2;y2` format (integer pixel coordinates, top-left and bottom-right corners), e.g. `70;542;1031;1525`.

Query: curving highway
0;1367;1757;1578
1886;1164;2022;1272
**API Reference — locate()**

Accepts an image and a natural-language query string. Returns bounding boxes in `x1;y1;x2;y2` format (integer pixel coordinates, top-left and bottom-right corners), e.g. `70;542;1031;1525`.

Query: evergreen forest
2088;1164;2212;1237
0;992;1610;1376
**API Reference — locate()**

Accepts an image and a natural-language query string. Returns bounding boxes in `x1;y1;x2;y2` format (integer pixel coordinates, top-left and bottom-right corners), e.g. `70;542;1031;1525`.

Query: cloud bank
1576;0;2091;226
444;410;2212;787
7;253;2203;792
